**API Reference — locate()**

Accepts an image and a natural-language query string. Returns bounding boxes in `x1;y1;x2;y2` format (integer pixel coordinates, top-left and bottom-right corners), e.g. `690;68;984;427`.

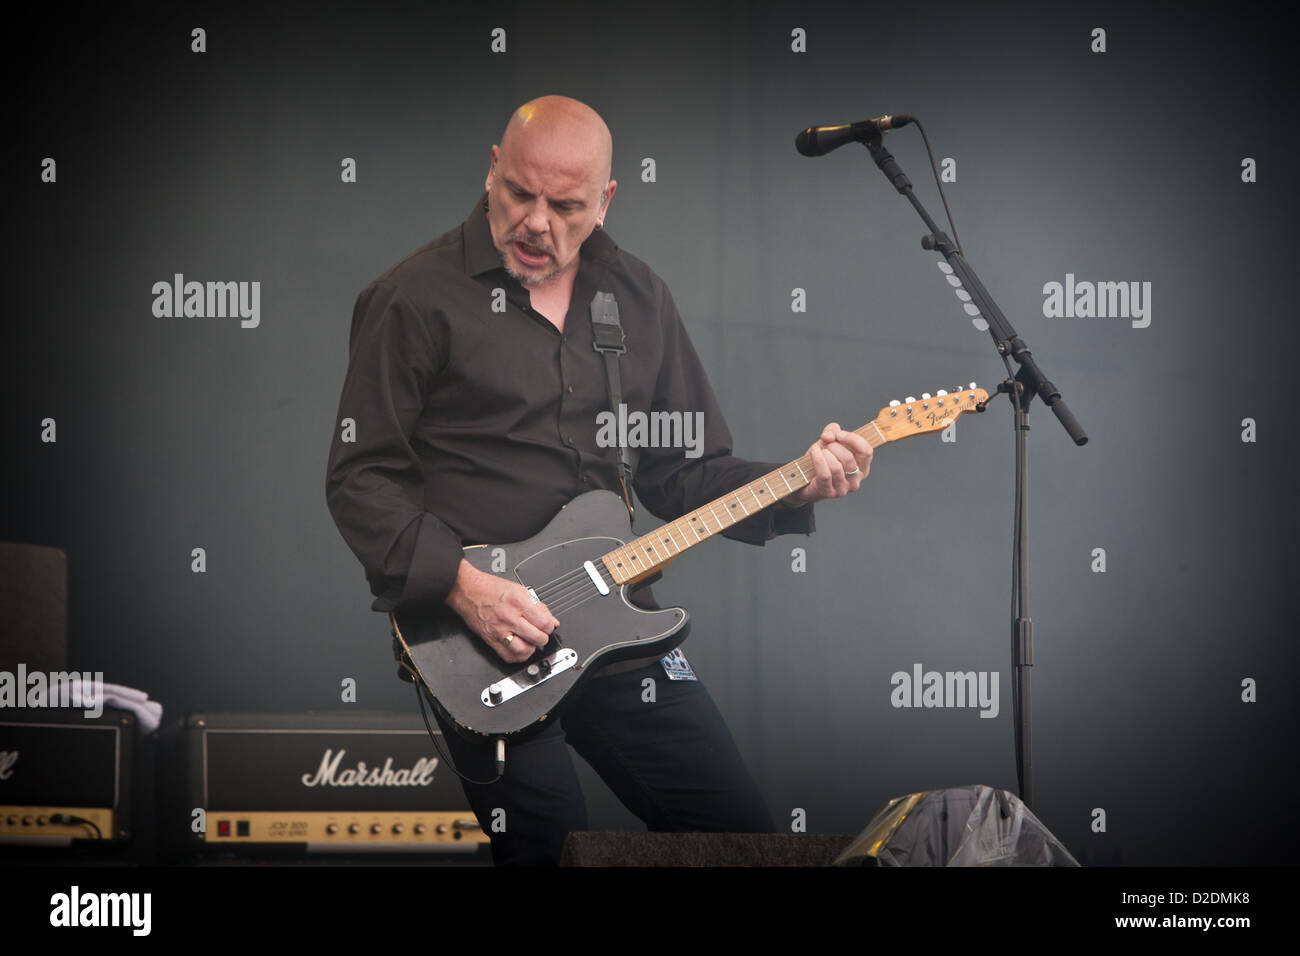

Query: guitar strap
589;290;636;521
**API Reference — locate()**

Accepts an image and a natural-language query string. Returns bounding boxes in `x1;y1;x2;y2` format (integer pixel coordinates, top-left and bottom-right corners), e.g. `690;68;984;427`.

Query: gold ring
503;633;515;645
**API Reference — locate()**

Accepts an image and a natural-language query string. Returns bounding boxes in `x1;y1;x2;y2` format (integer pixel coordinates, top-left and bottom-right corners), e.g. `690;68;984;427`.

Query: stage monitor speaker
834;785;1079;866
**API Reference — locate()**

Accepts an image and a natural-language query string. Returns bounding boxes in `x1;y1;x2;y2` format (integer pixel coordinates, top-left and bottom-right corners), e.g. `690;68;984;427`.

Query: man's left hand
783;422;873;505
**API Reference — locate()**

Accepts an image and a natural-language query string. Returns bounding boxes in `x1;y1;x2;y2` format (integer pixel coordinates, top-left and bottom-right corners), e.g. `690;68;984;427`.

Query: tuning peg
969;382;977;389
921;392;931;400
888;400;900;407
905;396;916;404
936;389;948;396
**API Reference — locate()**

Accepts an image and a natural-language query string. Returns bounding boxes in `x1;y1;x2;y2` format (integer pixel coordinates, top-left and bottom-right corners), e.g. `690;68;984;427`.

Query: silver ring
846;468;860;476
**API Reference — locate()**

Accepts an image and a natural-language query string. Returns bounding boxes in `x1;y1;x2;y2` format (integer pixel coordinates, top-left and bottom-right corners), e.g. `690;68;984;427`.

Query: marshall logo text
300;748;438;788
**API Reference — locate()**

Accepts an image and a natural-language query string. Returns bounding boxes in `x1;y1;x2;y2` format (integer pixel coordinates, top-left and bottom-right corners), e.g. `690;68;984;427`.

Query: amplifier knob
414;823;426;835
326;823;339;835
370;823;382;835
348;823;360;835
392;823;404;835
436;823;448;835
22;816;33;826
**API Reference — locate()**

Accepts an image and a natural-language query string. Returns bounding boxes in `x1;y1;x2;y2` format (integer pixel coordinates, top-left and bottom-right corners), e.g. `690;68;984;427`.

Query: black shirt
326;196;813;614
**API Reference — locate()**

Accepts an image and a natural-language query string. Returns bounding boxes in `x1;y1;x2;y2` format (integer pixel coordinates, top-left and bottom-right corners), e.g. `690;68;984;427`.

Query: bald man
327;95;871;865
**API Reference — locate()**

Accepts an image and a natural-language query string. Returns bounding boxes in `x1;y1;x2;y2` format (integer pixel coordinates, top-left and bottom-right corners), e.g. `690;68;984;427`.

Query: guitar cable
412;674;504;787
49;813;103;839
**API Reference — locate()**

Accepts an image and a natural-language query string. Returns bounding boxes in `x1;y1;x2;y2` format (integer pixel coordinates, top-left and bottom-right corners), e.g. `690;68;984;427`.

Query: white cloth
67;679;163;733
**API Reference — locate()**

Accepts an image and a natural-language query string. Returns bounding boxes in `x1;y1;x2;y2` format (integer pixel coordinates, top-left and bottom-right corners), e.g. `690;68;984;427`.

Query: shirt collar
464;192;618;279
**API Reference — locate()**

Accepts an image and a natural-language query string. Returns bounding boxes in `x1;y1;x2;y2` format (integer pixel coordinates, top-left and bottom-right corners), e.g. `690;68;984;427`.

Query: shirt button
565;436;574;446
566;385;574;394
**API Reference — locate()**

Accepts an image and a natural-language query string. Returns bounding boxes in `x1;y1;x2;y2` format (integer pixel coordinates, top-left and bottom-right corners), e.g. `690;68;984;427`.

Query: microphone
795;115;914;156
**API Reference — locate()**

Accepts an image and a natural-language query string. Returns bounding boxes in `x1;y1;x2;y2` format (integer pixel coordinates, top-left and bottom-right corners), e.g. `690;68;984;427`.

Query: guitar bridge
481;648;578;707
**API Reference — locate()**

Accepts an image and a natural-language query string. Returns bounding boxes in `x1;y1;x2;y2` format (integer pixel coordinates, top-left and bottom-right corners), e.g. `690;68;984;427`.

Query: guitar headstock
870;383;988;440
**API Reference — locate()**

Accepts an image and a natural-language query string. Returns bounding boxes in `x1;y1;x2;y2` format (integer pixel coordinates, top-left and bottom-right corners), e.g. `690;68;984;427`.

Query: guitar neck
599;420;892;587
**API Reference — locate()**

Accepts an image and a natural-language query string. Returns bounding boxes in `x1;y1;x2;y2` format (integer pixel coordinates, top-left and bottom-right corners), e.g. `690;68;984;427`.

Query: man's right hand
444;559;560;664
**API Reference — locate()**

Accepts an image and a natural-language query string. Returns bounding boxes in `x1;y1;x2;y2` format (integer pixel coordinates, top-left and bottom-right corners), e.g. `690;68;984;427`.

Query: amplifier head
0;707;135;846
163;711;487;857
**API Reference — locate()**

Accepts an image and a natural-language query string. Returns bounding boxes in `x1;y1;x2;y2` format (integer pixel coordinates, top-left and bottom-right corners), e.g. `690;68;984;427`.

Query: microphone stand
860;130;1088;811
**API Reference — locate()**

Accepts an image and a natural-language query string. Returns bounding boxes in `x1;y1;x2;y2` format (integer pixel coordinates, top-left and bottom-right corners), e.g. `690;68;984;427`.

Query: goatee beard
502;255;560;286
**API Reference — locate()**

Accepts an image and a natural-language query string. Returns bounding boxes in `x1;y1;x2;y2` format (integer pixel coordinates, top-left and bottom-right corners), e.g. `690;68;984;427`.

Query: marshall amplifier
0;707;136;847
163;711;488;858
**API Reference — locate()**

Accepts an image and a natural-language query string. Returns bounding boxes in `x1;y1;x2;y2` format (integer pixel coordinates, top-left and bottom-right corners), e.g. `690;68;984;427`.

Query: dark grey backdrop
5;0;1296;865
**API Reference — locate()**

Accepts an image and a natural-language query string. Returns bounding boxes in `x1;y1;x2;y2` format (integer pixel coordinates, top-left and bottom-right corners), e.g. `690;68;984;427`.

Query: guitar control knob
488;683;503;703
526;663;541;678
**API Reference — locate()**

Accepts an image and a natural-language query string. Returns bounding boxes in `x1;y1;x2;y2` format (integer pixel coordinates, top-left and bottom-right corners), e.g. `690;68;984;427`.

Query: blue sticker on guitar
660;648;697;681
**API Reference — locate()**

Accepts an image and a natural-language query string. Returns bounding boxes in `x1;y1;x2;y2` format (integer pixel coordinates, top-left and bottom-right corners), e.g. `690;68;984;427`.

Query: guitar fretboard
600;419;891;586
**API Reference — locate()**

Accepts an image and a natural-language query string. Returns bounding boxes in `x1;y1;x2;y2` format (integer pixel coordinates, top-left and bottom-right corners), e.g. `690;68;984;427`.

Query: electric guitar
393;385;988;740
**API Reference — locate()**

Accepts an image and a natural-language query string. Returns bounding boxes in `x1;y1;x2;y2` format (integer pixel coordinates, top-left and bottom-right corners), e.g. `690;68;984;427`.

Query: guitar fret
591;389;985;620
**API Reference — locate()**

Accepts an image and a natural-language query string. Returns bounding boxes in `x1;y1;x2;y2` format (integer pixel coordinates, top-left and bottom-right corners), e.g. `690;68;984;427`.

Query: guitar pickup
481;648;578;707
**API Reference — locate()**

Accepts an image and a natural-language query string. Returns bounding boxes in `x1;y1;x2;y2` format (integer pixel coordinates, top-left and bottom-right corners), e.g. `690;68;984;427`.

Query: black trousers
431;659;776;866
